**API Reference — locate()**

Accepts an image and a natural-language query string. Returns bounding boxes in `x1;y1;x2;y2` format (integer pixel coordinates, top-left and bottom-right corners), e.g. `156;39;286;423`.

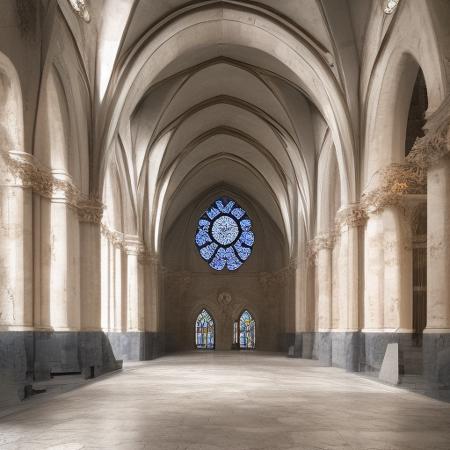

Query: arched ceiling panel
98;5;356;203
159;104;294;181
153;62;297;138
159;156;291;250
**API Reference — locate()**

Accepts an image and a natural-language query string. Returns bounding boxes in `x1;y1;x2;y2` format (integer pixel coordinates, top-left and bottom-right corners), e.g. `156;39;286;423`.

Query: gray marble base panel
423;333;450;399
106;331;165;361
0;331;124;407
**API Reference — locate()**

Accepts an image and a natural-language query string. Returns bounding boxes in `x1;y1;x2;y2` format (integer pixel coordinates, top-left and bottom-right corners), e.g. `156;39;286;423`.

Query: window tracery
195;197;254;271
195;309;215;349
239;310;256;349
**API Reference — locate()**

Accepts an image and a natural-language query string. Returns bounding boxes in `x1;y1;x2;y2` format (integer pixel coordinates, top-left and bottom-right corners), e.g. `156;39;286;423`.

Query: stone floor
1;352;450;450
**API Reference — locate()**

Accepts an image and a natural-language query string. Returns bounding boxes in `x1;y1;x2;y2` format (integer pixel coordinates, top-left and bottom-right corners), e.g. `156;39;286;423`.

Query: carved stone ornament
361;163;426;214
407;99;450;168
306;233;335;262
77;198;104;224
100;224;148;257
335;204;368;230
68;0;91;22
258;272;276;290
218;291;232;308
407;119;450;169
2;151;105;223
123;239;146;256
384;0;400;15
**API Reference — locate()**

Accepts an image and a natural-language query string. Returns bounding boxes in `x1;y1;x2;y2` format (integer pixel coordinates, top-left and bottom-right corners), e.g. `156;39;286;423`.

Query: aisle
1;352;450;450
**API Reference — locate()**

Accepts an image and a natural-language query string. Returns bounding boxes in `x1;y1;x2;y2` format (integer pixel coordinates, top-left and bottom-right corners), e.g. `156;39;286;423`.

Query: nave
1;353;450;450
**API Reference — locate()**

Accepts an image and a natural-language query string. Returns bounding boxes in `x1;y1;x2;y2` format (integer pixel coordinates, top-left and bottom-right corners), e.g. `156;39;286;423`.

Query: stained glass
195;309;215;349
195;196;254;271
239;310;255;349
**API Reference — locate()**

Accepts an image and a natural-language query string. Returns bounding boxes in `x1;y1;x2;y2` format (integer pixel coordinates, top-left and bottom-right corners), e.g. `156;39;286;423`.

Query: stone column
335;205;364;332
364;213;385;331
426;159;450;329
382;207;413;331
100;232;110;330
114;244;123;332
0;154;33;330
143;255;160;333
332;204;365;371
311;235;333;332
407;99;450;390
309;233;333;365
108;238;116;330
141;253;163;359
362;162;427;332
79;200;103;331
41;178;81;331
123;238;144;332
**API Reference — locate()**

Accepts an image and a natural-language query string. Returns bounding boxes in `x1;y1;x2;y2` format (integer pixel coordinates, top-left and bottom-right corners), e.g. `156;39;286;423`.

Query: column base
106;331;165;361
289;331;423;374
423;333;450;399
0;331;123;407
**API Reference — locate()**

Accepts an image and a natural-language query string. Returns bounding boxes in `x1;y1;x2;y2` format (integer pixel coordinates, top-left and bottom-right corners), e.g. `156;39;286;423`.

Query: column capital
78;197;104;224
306;232;335;262
123;238;146;256
407;95;450;168
361;163;426;214
335;203;368;230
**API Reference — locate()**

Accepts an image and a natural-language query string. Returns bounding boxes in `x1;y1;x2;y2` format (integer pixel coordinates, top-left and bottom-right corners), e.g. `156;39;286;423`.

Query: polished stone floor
1;352;450;450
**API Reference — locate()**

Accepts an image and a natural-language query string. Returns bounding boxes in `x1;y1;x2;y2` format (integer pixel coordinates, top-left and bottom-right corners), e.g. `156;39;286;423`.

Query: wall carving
217;291;233;314
101;224;150;260
335;204;368;229
407;118;450;169
361;163;426;214
306;233;334;262
2;150;104;223
384;0;400;15
67;0;91;23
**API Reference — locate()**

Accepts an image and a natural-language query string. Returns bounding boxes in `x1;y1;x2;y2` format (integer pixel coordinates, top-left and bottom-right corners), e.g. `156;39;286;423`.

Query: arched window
195;196;255;271
239;310;256;349
195;309;215;349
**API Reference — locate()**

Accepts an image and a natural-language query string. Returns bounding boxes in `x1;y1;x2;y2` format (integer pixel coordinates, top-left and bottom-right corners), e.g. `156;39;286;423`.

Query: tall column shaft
427;158;450;329
144;256;160;332
382;207;413;331
316;247;332;331
40;198;80;330
124;242;144;332
334;226;359;330
364;214;384;330
100;233;110;330
0;182;33;329
113;245;123;331
80;221;101;330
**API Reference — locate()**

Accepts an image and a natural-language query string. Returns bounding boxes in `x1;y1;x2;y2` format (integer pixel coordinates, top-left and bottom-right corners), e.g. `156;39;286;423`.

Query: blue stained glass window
239;310;255;349
195;196;254;271
195;309;215;349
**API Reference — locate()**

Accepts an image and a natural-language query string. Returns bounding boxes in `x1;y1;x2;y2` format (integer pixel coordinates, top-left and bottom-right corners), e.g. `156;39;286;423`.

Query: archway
195;309;215;350
238;310;256;350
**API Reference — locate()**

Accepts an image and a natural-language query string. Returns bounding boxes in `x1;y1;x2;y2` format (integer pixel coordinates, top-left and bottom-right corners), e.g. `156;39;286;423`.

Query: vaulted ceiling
50;0;376;257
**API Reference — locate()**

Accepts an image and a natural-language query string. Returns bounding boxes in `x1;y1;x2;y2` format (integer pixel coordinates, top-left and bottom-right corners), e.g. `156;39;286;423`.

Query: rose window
195;197;254;271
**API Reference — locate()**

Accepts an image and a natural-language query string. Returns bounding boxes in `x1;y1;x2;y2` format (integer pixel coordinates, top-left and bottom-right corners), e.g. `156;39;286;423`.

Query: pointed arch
195;308;215;350
238;309;256;350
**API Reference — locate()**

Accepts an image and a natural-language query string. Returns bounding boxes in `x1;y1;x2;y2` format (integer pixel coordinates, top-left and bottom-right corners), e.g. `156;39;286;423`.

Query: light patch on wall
67;0;90;22
384;0;400;15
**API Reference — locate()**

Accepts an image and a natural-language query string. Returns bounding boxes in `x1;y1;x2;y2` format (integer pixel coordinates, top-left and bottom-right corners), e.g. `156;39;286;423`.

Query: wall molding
1;150;103;223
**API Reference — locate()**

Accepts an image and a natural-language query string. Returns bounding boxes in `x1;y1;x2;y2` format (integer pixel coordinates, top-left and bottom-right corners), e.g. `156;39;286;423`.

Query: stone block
379;343;399;385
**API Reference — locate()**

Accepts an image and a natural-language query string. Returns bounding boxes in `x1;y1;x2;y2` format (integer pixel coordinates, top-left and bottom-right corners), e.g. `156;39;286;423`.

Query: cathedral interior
1;0;450;448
